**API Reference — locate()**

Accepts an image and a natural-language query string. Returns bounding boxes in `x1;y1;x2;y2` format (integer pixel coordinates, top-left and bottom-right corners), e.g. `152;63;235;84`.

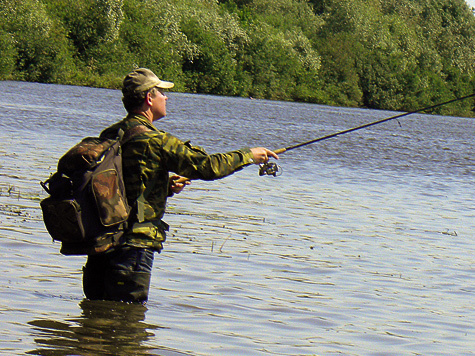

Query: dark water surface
1;81;474;355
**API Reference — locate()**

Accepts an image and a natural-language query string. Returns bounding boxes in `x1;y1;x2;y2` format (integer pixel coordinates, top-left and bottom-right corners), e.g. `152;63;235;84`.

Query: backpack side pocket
91;168;129;226
40;198;86;243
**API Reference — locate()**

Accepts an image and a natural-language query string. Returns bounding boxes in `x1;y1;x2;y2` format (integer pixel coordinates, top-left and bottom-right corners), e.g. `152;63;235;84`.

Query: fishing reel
259;162;282;177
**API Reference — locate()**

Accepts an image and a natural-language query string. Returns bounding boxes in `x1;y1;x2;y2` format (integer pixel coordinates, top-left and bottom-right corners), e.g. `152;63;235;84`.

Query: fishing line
259;92;475;176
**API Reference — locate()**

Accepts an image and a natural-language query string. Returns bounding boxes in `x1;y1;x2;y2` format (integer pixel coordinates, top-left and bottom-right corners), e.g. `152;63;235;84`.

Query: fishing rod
259;92;475;176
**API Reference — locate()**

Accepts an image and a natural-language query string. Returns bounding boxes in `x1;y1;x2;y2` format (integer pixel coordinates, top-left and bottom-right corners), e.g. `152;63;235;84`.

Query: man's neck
132;109;153;123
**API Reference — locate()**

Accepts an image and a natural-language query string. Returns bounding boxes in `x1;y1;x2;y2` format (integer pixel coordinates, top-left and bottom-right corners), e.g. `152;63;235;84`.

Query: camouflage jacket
100;114;255;251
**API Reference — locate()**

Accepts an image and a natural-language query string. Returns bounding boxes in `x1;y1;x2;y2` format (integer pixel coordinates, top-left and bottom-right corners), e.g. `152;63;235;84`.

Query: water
1;80;474;356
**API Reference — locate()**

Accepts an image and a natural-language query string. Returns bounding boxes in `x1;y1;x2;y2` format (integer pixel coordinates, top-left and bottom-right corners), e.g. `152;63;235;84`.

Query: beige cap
122;68;174;94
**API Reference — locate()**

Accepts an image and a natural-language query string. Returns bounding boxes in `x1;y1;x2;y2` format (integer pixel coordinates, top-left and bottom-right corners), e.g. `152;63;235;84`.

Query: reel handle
174;176;191;184
259;162;281;176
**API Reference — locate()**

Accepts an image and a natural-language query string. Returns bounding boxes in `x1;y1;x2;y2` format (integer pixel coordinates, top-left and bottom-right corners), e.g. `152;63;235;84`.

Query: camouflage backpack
40;125;150;255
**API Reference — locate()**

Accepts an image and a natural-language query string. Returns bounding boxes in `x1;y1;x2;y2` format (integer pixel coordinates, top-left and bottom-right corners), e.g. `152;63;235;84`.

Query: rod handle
274;148;287;154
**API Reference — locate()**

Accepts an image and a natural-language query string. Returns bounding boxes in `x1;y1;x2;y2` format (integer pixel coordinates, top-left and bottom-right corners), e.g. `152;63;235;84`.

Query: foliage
0;0;474;116
316;0;475;114
0;0;74;82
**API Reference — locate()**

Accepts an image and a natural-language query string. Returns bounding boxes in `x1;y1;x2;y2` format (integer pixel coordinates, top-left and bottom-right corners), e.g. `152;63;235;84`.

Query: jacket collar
126;113;157;131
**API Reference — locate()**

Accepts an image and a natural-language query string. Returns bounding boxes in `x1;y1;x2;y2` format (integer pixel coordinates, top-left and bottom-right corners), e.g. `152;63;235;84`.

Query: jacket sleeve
149;131;255;180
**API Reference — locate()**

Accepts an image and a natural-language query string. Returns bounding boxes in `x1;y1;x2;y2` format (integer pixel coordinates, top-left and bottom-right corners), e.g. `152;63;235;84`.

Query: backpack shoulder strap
117;124;158;223
121;124;152;144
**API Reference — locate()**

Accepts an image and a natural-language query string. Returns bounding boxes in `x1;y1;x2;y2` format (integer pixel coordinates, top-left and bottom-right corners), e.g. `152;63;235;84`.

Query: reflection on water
26;299;192;355
27;300;160;355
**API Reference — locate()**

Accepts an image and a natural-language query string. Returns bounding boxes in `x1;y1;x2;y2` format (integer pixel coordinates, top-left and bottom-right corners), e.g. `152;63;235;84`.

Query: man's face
150;88;168;121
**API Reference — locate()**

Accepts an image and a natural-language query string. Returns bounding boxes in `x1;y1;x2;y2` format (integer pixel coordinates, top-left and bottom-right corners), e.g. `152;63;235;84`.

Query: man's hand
250;147;279;164
169;175;190;195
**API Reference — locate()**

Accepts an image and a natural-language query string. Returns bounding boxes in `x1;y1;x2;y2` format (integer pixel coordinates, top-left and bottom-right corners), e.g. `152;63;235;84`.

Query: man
82;68;278;303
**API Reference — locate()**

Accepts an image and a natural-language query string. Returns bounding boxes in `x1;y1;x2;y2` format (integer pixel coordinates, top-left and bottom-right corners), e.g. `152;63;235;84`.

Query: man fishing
82;68;278;303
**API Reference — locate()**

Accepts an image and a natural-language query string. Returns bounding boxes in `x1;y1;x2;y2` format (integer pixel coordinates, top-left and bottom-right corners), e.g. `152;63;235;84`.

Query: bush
1;0;474;116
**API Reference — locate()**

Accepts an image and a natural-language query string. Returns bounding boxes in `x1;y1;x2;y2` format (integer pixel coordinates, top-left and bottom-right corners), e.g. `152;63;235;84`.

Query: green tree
316;0;475;114
1;0;475;116
316;32;363;107
0;30;16;79
50;0;123;58
0;0;74;82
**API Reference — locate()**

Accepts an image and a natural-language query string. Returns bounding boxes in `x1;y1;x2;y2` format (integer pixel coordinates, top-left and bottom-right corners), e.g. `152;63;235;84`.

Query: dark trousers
83;247;154;303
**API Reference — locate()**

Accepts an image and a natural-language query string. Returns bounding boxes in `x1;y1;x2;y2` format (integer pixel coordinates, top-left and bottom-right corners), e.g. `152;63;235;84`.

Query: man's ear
145;91;154;106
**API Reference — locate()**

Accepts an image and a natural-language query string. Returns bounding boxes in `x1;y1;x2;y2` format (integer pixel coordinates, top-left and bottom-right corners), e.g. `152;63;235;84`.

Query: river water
0;80;474;356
